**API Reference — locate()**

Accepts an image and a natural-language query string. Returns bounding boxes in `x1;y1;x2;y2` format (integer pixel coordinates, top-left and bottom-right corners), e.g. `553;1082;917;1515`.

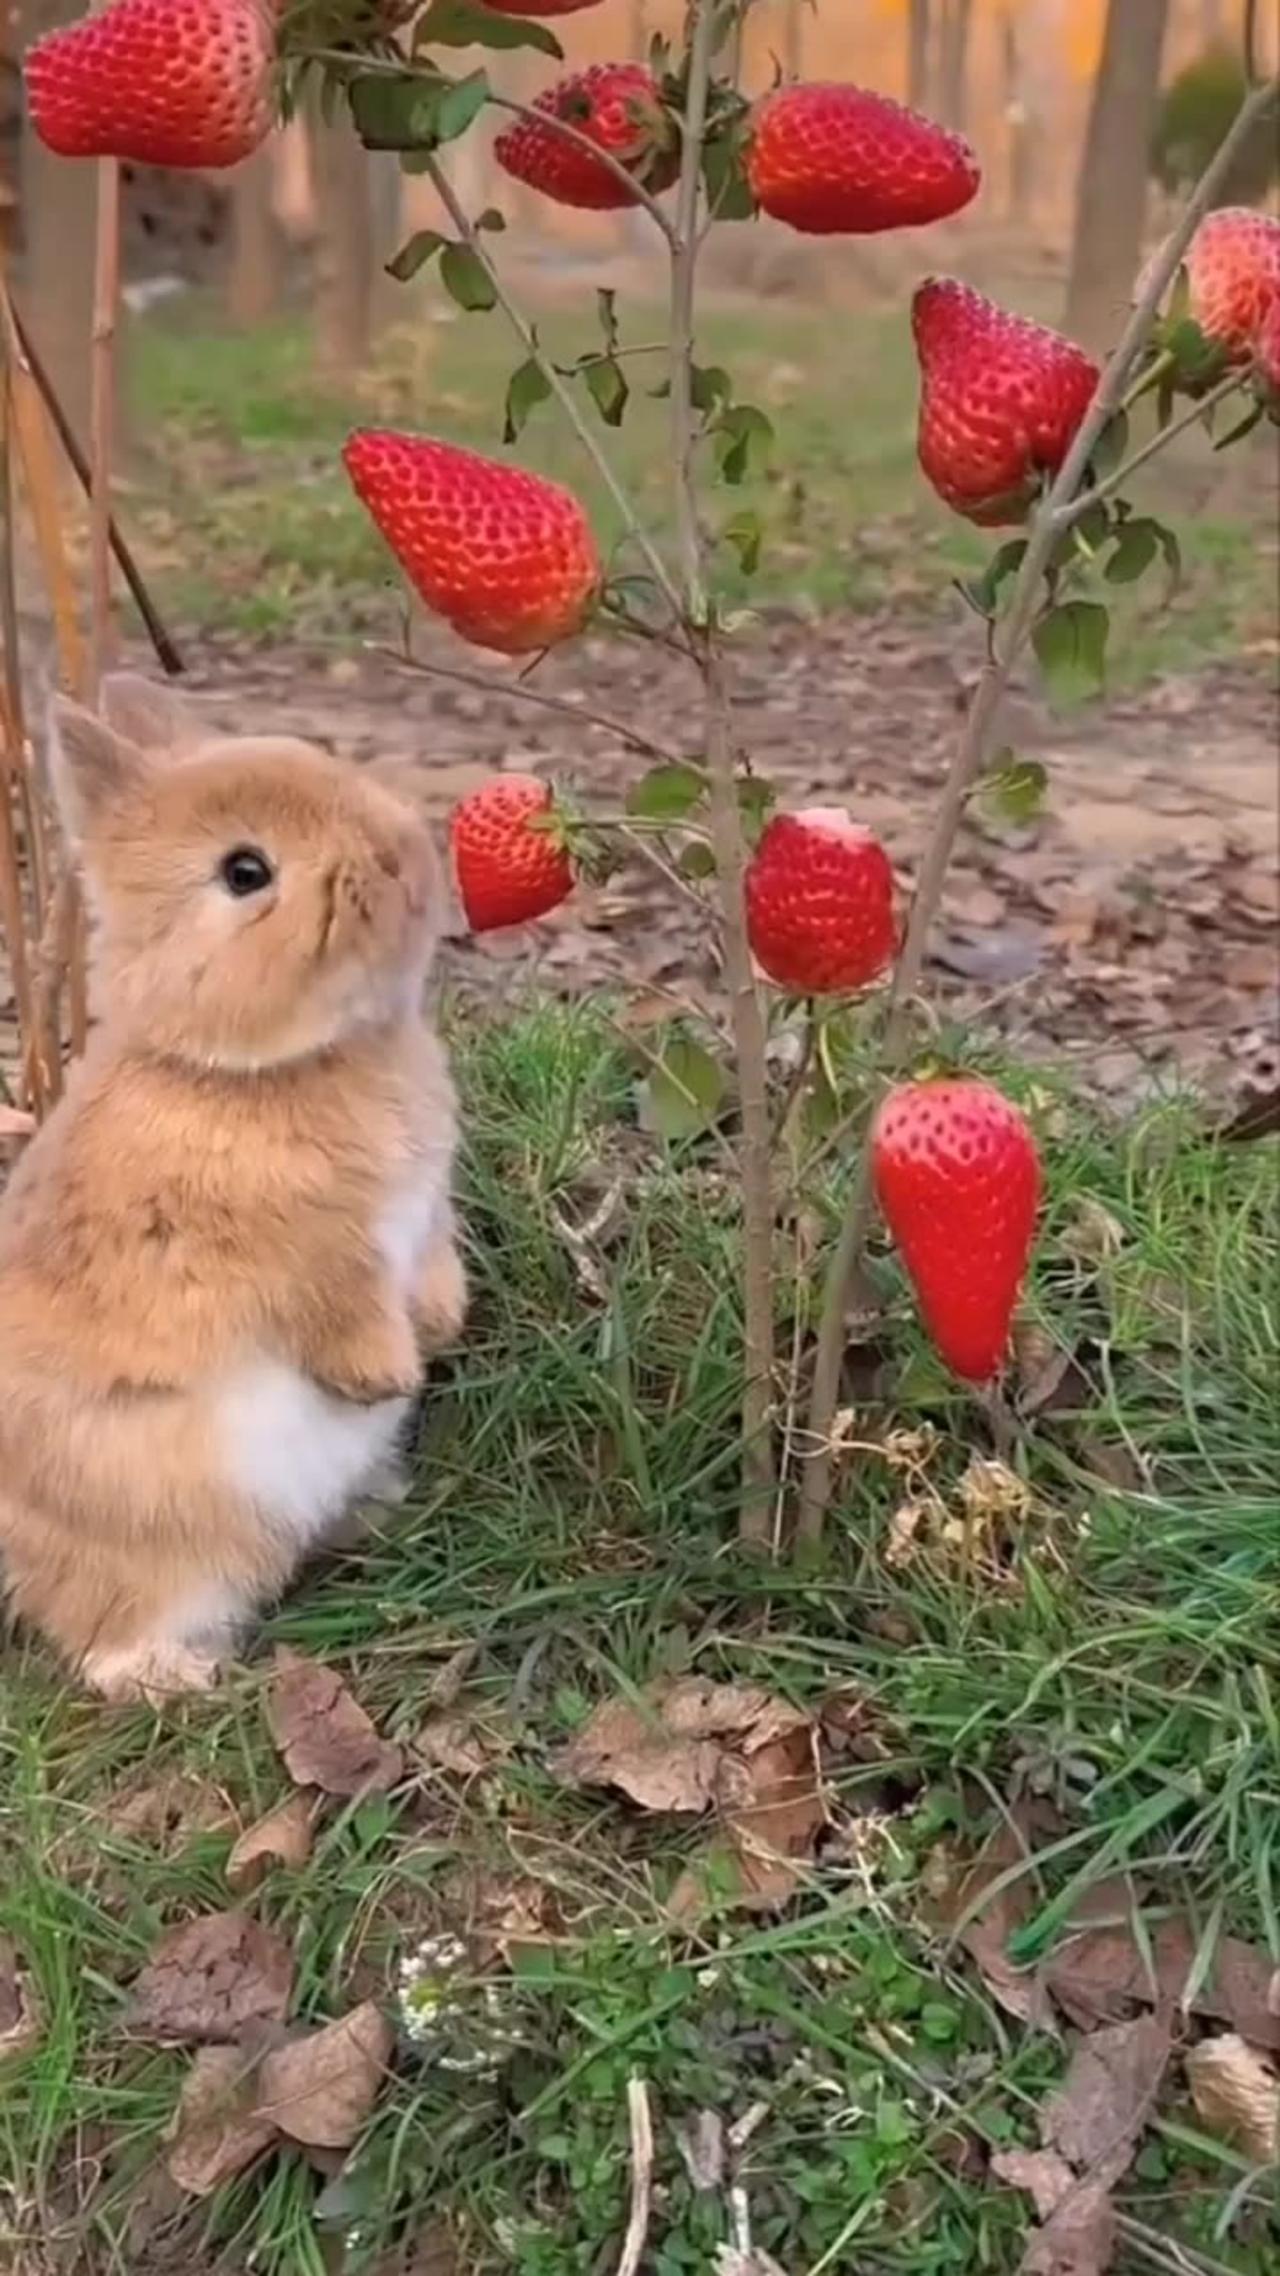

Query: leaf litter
225;1790;316;1893
267;1646;403;1796
126;1909;294;2045
1185;2032;1279;2165
996;2013;1173;2276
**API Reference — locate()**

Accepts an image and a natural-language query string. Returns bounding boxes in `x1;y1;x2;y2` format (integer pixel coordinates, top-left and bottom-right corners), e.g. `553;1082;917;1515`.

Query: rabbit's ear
47;697;151;842
99;672;200;754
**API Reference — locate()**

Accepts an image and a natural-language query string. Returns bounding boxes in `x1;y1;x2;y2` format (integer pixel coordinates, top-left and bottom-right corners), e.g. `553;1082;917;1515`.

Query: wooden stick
613;2076;654;2276
0;351;41;1113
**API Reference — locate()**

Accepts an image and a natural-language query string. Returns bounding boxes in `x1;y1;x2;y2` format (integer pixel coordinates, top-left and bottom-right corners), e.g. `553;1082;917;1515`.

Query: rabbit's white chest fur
214;1165;444;1545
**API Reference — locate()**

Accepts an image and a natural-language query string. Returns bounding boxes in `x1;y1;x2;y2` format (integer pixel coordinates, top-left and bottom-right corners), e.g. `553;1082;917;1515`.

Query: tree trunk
781;0;804;80
628;0;647;61
1064;0;1171;355
907;0;932;109
227;146;282;329
309;105;373;378
1000;7;1037;226
939;0;975;132
15;0;99;452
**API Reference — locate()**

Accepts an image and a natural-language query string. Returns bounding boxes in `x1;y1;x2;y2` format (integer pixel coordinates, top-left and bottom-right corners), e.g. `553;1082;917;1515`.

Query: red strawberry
25;0;275;169
747;83;979;236
872;1078;1040;1383
745;809;897;996
342;430;600;656
495;63;678;212
450;775;573;933
912;278;1099;525
1183;206;1280;360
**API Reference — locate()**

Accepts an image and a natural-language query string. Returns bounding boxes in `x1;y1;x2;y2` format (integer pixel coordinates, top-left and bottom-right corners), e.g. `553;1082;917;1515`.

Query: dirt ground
120;608;1278;1115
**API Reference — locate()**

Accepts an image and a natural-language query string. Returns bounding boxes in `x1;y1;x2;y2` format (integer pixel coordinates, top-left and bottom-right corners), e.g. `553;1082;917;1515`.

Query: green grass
1;1004;1277;2275
126;286;1280;679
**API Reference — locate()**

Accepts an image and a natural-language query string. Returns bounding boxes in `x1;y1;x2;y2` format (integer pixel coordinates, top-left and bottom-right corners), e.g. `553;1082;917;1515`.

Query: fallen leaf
714;2251;791;2276
127;1910;294;2045
669;1721;828;1918
554;1677;808;1814
934;1815;1059;2031
1042;2014;1173;2170
416;1715;495;1779
0;1937;40;2059
368;2223;462;2276
259;2000;393;2149
1186;2033;1279;2165
165;2043;277;2195
267;1649;402;1797
1020;2179;1116;2276
1046;1892;1280;2050
675;2108;725;2191
226;1793;316;1893
425;1642;480;1709
109;1771;236;1851
991;2146;1074;2220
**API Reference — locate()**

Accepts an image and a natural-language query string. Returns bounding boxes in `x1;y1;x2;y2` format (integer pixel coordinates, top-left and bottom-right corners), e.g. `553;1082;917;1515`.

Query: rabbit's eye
220;846;275;898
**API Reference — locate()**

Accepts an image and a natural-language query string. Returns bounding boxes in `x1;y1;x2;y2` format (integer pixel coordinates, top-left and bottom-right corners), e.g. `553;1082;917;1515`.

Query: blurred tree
1152;42;1279;206
227;146;282;329
939;0;974;130
15;0;99;448
908;0;932;109
309;101;372;376
628;0;646;60
1064;0;1171;354
782;0;805;80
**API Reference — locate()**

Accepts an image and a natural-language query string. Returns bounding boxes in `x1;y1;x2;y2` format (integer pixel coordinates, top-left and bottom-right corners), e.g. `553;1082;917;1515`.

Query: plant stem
1060;368;1247;522
421;153;681;617
372;643;687;764
669;0;776;1545
795;70;1280;1549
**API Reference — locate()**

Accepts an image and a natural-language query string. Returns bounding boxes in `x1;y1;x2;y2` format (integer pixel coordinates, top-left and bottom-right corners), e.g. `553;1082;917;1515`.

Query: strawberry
747;83;979;236
872;1078;1040;1383
25;0;275;170
495;63;678;212
912;278;1099;525
744;809;897;996
1183;206;1280;361
450;775;573;933
342;430;600;656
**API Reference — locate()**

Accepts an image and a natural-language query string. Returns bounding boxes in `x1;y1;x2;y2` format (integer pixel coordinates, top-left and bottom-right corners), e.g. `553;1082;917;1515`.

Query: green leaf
964;537;1027;616
596;287;619;354
584;356;629;428
503;354;552;443
737;772;776;841
721;508;763;576
1090;409;1130;479
713;402;774;486
701;130;756;220
349;65;489;151
1213;400;1265;451
1166;315;1225;387
414;0;564;58
385;228;446;283
1031;599;1109;701
1072;498;1112;555
981;753;1048;827
1152;519;1183;595
678;842;717;882
638;1036;726;1142
1104;518;1160;585
431;66;490;144
475;205;506;232
439;241;497;313
690;363;733;416
626;762;707;822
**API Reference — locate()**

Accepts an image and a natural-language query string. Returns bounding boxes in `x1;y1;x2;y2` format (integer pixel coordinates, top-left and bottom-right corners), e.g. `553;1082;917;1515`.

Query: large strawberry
495;62;678;212
912;278;1099;525
872;1077;1040;1383
25;0;275;169
745;809;897;995
1183;206;1280;361
342;430;600;656
747;83;979;236
451;776;573;933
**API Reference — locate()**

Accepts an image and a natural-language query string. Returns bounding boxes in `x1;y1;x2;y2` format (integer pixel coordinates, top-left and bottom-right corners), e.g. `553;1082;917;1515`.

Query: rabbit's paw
413;1240;469;1356
82;1639;226;1704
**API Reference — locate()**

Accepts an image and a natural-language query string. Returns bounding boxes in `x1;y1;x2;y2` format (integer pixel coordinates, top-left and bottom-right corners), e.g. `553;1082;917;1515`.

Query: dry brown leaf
0;1937;40;2060
991;2146;1074;2220
675;2109;725;2192
1045;1893;1280;2050
259;2000;392;2149
1186;2033;1279;2165
165;2043;277;2196
934;1816;1058;2031
109;1771;236;1851
425;1642;480;1709
267;1649;402;1798
668;1723;827;1919
368;2223;462;2276
1020;2180;1116;2276
555;1677;808;1814
1042;2014;1173;2171
127;1910;294;2045
226;1794;316;1894
416;1715;495;1779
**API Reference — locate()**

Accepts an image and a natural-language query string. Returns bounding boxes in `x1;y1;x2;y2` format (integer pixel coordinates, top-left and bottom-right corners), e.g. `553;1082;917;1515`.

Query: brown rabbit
0;675;466;1700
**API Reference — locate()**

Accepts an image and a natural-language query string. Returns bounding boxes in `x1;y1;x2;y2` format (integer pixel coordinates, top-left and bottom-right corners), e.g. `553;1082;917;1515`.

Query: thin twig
309;49;681;248
669;0;777;1545
420;153;681;615
370;641;685;764
613;2075;654;2276
795;70;1280;1547
88;158;120;700
1056;368;1247;523
6;294;183;678
0;339;40;1112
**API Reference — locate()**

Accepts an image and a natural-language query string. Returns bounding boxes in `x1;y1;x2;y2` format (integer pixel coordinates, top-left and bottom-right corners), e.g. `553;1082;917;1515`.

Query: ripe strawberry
745;809;897;996
342;430;600;656
495;63;678;212
912;278;1099;525
450;775;573;933
25;0;275;170
1183;206;1280;360
747;83;979;236
872;1078;1040;1383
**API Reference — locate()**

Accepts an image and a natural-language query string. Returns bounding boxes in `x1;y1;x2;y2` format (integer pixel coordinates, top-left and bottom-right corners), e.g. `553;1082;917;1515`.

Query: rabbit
0;674;466;1701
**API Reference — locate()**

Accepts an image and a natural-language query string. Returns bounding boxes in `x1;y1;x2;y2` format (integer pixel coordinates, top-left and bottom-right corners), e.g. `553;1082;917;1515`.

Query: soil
4;608;1277;1116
